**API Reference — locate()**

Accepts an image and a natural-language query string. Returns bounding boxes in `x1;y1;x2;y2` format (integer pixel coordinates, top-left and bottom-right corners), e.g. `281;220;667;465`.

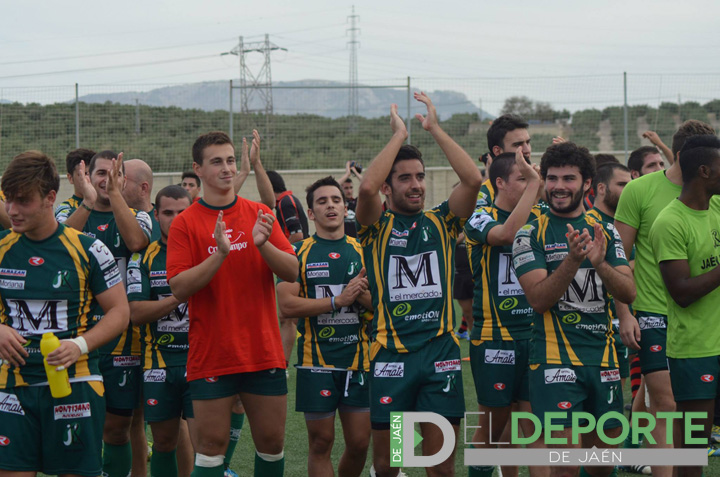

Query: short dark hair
266;171;287;193
487;114;529;158
155;184;192;210
678;134;720;183
627;146;660;173
2;151;60;201
672;120;716;158
594;154;619;168
88;150;124;176
344;178;352;184
593;162;630;192
540;142;595;182
488;152;519;194
65;148;95;175
192;131;234;165
306;176;345;209
385;145;425;185
181;171;201;187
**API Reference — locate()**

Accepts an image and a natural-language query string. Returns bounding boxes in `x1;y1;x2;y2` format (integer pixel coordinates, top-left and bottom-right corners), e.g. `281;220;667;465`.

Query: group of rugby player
0;90;719;477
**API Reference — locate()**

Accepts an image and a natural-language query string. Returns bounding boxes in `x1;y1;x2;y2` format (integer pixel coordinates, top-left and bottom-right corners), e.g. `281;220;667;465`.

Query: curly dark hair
540;142;595;182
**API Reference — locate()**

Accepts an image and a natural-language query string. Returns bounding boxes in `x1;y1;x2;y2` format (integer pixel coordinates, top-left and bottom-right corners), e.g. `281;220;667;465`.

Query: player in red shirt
167;131;297;477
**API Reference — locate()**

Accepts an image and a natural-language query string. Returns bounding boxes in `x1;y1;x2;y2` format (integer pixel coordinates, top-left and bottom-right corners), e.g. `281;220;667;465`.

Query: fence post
229;80;234;141
75;83;80;148
406;76;412;144
623;72;628;162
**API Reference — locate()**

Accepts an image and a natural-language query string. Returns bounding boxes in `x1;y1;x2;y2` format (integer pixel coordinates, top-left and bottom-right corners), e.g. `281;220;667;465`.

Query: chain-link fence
2;74;720;174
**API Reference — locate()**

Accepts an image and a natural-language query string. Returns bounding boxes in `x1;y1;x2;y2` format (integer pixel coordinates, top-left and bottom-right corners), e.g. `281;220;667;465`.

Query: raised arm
249;130;276;209
63;160;97;231
233;137;251;194
485;149;541;246
642;131;674;165
107;154;149;252
356;104;408;226
414;92;482;218
338;161;353;185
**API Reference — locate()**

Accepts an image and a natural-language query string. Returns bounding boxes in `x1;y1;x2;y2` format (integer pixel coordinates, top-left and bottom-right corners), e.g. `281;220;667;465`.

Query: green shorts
369;333;465;424
143;366;193;421
668;356;720;402
529;364;623;429
613;325;630;379
0;381;105;476
99;354;143;411
635;312;669;374
470;339;530;407
296;368;369;413
189;368;287;400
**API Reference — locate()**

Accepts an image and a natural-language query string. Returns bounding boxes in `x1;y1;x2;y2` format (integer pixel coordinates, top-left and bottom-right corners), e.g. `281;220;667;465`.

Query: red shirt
167;196;294;381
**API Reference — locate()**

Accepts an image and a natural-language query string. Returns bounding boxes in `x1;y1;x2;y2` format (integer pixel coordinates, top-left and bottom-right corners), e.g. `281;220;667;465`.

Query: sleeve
55;201;74;223
277;241;303;284
127;252;151;301
614;180;641;229
432;200;464;238
357;213;384;246
87;239;123;294
603;223;631;268
166;215;192;281
464;208;500;246
512;223;546;277
650;210;688;264
279;197;303;236
135;210;153;240
265;203;296;255
476;182;492;208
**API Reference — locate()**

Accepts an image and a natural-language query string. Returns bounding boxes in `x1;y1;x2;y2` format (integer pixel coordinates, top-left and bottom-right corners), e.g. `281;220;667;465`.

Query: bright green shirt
650;199;720;359
464;205;541;341
615;171;681;314
512;211;629;367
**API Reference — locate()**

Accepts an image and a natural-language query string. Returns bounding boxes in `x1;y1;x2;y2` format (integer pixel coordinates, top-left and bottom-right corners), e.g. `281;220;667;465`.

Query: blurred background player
181;171;202;202
55;147;95;223
124;158;161;242
338;160;363;238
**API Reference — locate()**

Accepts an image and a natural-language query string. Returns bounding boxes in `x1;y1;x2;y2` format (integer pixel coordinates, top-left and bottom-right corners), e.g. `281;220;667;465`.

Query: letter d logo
391;412;455;467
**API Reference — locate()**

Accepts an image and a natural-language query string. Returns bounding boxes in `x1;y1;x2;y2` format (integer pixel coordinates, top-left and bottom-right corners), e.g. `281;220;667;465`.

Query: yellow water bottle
40;332;71;398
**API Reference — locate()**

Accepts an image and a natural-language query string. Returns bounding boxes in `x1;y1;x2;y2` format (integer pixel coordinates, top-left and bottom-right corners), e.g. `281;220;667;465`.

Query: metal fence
1;74;720;174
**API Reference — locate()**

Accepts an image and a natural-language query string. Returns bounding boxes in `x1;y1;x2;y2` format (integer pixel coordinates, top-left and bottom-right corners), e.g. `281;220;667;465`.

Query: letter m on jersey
7;299;69;334
559;269;604;314
388;252;443;302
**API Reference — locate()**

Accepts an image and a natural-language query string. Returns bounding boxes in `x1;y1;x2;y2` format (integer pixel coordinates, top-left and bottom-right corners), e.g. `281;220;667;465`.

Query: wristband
81;202;93;212
331;296;337;312
67;336;89;355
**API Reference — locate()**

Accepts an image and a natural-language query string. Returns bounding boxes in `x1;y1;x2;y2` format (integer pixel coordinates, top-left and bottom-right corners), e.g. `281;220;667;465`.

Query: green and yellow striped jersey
54;194;83;223
512;211;630;367
127;240;189;369
464;205;542;341
358;201;463;354
84;209;151;356
0;224;122;388
476;179;495;208
291;235;370;371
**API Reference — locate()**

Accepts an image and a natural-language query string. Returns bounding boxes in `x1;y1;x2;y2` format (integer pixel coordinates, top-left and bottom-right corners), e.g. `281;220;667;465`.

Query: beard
603;190;620;213
548;188;584;214
389;189;425;215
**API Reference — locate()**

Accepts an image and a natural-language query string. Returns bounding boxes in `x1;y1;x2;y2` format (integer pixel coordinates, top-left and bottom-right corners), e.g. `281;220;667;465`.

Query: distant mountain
77;80;492;120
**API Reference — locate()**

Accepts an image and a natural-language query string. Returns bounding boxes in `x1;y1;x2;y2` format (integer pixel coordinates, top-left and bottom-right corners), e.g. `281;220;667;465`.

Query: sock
103;442;132;477
459;317;468;333
468;446;494;477
254;452;284;477
224;412;245;468
191;455;224;477
151;448;178;477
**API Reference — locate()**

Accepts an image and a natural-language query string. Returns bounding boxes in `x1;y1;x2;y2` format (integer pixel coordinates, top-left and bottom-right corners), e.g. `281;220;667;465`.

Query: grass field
228;335;720;476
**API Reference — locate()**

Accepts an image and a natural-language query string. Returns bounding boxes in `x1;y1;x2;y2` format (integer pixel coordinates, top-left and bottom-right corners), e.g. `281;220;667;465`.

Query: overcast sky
1;0;718;115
